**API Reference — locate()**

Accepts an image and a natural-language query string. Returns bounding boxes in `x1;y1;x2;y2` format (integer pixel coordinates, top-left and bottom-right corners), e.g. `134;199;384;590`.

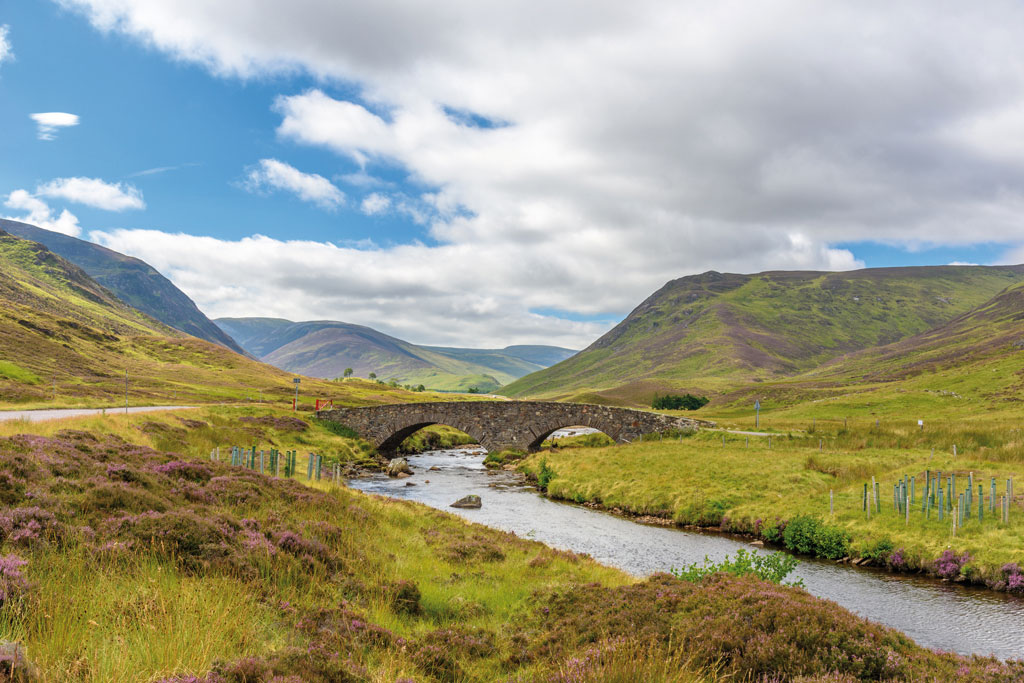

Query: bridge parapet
317;401;709;456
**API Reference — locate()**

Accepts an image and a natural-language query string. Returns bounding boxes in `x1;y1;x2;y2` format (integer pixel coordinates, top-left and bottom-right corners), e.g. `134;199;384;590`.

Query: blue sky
3;2;1024;348
0;2;430;245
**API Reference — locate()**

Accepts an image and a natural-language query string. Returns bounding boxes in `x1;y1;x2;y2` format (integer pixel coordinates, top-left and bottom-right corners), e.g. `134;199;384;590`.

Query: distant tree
343;368;353;378
653;393;709;411
467;387;481;394
368;372;377;380
415;384;426;392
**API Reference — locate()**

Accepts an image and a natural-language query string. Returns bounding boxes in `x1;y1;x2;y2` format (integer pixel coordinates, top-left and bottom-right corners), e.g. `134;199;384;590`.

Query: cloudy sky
2;1;1024;349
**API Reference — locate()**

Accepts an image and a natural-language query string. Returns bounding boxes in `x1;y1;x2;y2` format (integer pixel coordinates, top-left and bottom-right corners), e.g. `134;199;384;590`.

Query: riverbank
1;408;1023;679
520;427;1024;594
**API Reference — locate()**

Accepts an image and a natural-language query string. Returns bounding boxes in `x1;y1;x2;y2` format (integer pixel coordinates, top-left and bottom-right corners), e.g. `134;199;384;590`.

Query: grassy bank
522;424;1024;592
0;410;1021;680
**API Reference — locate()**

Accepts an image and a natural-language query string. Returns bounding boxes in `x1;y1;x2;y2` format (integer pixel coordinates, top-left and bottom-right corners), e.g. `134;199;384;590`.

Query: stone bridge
316;401;707;456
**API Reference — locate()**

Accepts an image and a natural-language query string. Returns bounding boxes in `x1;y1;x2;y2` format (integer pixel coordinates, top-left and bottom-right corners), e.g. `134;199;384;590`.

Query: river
348;445;1024;661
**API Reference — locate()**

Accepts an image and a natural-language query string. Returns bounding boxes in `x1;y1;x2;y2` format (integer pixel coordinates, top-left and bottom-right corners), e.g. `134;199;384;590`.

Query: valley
2;221;1024;681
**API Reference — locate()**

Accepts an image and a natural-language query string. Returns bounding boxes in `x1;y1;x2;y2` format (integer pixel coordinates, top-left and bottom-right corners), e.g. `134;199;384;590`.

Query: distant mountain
0;219;245;355
501;266;1024;403
216;317;577;392
0;229;373;406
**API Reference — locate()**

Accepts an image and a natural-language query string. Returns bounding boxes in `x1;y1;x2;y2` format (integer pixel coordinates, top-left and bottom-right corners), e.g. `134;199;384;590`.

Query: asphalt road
0;406;197;423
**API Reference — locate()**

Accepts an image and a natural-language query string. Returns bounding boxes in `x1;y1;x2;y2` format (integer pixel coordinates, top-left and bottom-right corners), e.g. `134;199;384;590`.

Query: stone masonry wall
317;401;708;456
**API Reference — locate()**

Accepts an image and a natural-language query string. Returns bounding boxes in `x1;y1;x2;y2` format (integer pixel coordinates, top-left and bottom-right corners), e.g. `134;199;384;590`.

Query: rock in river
386;458;412;477
450;494;482;509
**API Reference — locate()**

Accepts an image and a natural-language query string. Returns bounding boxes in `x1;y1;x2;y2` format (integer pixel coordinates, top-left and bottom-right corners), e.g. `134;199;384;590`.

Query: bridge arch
526;421;620;451
376;420;485;455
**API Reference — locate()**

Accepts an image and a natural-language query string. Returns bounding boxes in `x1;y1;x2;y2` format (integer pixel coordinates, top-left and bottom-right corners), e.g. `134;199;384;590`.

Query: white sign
918;420;923;426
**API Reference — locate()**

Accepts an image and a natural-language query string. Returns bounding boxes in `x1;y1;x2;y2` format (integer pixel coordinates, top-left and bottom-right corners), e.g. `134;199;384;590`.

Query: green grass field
522;422;1024;589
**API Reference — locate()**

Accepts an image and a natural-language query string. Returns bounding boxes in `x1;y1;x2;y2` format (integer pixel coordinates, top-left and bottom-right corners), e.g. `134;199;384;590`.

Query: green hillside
0;230;415;408
0;219;246;354
502;266;1024;404
216;317;575;392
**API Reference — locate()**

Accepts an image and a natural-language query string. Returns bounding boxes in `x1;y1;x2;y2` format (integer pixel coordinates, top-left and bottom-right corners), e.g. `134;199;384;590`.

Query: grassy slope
216;317;571;392
502;266;1024;405
0;230;425;409
0;219;245;354
0;408;1019;681
699;280;1024;424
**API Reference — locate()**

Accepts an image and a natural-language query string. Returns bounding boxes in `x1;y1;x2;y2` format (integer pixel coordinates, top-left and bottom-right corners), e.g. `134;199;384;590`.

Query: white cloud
29;112;79;141
243;158;344;209
55;0;1024;345
4;190;82;237
36;177;144;211
87;226;858;349
360;193;391;215
0;25;12;67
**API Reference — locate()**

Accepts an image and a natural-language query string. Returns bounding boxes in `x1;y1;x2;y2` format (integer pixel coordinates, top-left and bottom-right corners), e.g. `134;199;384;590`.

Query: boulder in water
450;494;482;509
386;458;412;477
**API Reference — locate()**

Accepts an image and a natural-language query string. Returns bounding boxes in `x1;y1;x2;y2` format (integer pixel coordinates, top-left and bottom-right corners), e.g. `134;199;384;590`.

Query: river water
348;446;1024;661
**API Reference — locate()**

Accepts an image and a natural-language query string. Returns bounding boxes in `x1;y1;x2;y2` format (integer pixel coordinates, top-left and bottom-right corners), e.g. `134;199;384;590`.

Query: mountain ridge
0;219;246;354
216;317;576;392
501;264;1024;404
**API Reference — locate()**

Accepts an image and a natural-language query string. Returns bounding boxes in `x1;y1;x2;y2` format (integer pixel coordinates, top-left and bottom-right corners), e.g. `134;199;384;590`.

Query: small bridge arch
317;401;707;457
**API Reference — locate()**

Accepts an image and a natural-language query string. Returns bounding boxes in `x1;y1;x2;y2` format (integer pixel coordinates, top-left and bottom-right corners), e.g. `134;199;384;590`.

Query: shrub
671;549;803;587
861;538;896;564
83;482;168;515
934;550;971;580
1000;563;1024;593
151;461;213;483
109;510;236;570
781;516;849;560
0;506;64;546
652;394;709;411
537;459;556;491
384;579;421;614
0;554;30;607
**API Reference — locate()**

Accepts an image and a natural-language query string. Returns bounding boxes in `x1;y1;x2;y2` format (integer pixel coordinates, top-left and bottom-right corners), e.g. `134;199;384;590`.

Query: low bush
781;515;850;560
537;459;556;491
671;549;802;587
652;394;709;411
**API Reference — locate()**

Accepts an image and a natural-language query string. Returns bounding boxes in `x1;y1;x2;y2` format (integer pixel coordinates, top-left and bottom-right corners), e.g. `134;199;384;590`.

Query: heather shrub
105;462;155;486
206;476;262;506
0;472;27;506
240;416;309;432
528;572;1019;681
413;628;494;680
108;510;237;571
0;554;30;608
384;579;421;614
0;506;64;546
82;482;168;515
271;530;338;569
934;550;971;580
442;535;506;563
151;461;214;483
